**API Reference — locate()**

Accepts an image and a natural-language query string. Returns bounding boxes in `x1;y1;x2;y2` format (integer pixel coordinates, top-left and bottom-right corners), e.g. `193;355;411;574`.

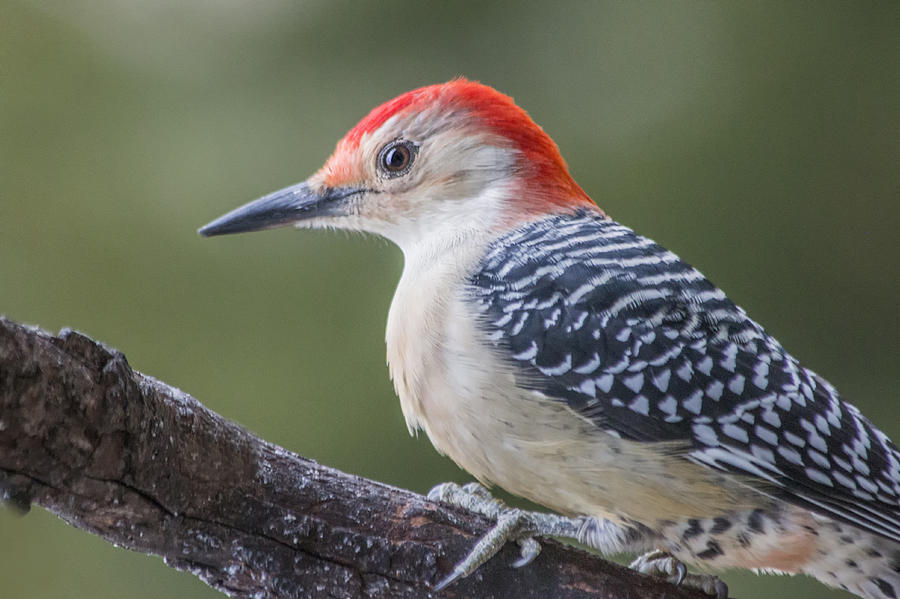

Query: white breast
385;227;489;435
385;228;755;524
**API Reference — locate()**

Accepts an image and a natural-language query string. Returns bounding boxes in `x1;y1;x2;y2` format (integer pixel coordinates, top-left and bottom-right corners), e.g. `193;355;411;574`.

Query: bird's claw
428;481;504;518
512;536;541;568
428;482;643;593
712;579;729;599
428;482;542;590
433;565;466;593
630;550;728;599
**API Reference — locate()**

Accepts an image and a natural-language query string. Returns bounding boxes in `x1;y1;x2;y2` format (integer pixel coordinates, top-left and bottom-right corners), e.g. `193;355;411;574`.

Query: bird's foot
630;550;728;599
427;482;590;591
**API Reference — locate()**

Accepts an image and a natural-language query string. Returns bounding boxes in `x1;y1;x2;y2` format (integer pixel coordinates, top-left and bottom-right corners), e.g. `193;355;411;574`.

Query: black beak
198;181;363;237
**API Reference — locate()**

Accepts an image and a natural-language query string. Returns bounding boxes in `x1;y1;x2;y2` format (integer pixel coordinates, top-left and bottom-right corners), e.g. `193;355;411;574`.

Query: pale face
307;105;520;248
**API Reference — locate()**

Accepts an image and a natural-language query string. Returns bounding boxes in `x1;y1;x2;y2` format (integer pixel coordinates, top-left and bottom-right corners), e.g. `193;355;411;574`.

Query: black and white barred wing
469;210;900;542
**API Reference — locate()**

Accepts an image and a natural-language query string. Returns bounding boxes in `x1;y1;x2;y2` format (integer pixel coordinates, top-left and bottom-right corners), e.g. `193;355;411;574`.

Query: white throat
383;184;514;434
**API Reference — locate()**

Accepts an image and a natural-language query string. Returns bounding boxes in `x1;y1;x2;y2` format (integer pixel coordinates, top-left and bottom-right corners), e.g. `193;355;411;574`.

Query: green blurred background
1;2;898;598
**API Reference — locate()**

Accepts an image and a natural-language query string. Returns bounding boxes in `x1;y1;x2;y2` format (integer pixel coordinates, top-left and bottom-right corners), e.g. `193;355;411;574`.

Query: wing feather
470;209;900;542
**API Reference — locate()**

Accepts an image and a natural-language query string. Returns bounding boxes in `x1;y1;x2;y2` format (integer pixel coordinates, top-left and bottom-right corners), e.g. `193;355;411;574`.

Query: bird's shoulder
468;209;766;433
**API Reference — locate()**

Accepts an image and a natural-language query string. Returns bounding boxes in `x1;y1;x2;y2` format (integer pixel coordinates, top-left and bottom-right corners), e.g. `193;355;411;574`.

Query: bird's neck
385;220;497;434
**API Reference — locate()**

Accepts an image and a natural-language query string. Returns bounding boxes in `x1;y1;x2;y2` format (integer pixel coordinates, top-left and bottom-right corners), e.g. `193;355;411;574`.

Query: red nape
340;78;598;215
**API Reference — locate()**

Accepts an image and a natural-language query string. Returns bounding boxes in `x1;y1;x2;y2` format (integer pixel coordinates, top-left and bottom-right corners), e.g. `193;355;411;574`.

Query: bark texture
0;317;715;598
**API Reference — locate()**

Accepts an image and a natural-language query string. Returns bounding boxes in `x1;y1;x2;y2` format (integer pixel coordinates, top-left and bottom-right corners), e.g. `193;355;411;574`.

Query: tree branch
0;317;712;598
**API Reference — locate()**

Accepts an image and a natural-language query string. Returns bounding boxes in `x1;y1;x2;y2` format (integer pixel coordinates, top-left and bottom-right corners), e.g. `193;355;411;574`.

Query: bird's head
199;79;596;250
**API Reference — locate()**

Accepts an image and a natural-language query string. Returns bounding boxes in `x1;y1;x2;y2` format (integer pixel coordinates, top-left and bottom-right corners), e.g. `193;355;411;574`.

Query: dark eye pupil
380;142;413;174
386;148;406;168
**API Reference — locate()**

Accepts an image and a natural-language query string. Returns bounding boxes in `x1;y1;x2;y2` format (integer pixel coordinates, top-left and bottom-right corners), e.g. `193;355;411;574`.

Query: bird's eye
378;140;417;177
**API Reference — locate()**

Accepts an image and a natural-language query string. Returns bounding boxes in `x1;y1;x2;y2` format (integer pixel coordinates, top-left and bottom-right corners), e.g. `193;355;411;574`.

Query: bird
199;78;900;599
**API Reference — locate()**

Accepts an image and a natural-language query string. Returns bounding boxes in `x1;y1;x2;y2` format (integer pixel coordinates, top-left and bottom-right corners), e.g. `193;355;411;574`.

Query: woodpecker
199;79;900;599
